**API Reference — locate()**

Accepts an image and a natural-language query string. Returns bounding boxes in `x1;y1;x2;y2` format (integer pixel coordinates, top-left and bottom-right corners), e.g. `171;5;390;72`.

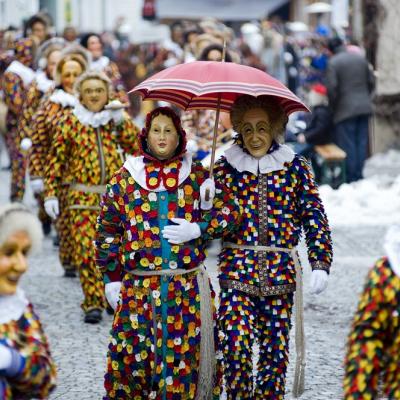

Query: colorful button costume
95;107;240;399
344;257;400;399
0;299;56;399
214;142;332;399
45;102;139;313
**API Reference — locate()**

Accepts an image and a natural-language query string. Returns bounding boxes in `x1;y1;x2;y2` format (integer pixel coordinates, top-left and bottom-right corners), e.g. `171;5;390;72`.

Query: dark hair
199;43;232;62
80;32;103;49
327;37;343;53
24;15;48;37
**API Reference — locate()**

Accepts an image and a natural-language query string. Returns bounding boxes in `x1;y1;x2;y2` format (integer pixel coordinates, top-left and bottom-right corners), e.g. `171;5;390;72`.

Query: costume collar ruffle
5;60;35;87
0;288;28;324
91;56;110;71
35;70;54;93
49;89;77;107
72;102;124;127
224;143;295;175
124;153;192;192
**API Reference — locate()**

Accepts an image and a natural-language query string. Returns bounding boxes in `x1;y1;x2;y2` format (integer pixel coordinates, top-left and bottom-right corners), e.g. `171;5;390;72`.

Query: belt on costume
222;241;306;397
67;204;101;211
129;263;216;399
69;183;107;194
219;279;296;296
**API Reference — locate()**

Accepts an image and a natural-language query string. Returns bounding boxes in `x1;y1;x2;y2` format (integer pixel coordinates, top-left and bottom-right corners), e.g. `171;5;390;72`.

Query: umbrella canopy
130;61;309;116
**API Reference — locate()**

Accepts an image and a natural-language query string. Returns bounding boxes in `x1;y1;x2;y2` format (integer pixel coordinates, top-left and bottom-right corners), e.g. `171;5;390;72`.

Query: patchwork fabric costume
95;108;240;399
29;88;77;273
214;142;332;399
0;289;57;399
2;38;36;201
45;103;139;312
343;257;400;399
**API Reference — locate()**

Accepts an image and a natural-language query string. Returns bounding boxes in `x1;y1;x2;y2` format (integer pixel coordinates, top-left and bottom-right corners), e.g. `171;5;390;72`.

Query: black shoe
64;269;77;278
84;309;102;324
42;221;52;236
53;234;60;247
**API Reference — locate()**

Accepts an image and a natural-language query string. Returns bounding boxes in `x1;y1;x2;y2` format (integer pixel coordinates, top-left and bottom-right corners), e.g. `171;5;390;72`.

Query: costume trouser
335;115;369;183
5;126;26;201
57;187;74;272
34;192;52;228
69;207;105;312
218;288;294;400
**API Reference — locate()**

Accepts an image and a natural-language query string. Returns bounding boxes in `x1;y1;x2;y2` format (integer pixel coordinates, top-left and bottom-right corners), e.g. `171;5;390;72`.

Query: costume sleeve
29;99;51;179
343;259;391;399
117;114;140;157
95;175;125;283
295;156;332;271
2;72;24;115
6;304;56;399
44;115;70;199
18;85;39;143
200;162;242;240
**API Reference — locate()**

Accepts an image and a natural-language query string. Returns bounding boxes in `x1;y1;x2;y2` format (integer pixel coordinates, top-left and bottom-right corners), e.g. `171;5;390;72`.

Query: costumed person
343;225;400;399
0;203;57;399
29;44;89;277
212;95;333;399
18;37;65;235
80;32;129;106
44;71;140;323
95;106;240;399
2;37;37;201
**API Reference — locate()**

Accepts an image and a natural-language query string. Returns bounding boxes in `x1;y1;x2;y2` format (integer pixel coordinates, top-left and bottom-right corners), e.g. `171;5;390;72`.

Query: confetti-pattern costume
95;152;240;399
214;143;332;399
2;38;36;201
19;71;54;228
45;105;139;312
30;89;77;272
344;257;400;399
0;303;57;399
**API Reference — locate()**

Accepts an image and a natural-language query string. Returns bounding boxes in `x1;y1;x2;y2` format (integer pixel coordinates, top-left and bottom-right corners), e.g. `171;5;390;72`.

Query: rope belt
130;265;216;400
69;183;107;194
222;242;305;398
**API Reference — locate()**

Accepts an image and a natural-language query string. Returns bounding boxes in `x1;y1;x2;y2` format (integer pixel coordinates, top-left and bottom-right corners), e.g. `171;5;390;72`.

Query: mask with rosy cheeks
0;231;31;295
80;78;108;112
61;60;83;94
240;108;274;158
147;114;180;160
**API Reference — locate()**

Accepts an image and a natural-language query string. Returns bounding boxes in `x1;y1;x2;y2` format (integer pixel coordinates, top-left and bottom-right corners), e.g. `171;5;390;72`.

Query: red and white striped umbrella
130;61;309;115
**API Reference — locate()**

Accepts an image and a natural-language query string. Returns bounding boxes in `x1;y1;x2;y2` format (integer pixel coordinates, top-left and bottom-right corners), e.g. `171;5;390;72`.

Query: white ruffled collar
91;56;110;71
35;70;54;93
72;102;124;127
0;288;29;324
5;60;35;87
224;143;295;175
49;89;77;107
124;153;192;192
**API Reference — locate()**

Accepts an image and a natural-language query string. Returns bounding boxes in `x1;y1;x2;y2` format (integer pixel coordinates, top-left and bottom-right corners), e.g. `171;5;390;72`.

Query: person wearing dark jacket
326;37;375;183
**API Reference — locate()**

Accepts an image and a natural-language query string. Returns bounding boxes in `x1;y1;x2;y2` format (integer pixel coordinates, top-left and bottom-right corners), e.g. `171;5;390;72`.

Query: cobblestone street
0;170;387;399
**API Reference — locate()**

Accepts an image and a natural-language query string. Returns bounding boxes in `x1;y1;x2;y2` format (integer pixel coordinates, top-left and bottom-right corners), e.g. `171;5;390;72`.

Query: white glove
105;281;122;311
162;218;201;244
44;198;59;220
310;270;328;294
30;178;44;194
20;137;32;152
0;344;12;370
200;178;215;210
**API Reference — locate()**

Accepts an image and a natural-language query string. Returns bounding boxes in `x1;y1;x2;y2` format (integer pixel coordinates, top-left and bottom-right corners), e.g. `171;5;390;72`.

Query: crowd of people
0;10;398;400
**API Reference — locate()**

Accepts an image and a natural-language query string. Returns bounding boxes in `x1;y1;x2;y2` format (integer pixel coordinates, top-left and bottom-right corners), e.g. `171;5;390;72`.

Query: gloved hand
0;343;12;370
162;218;201;244
30;178;44;194
20;138;32;152
105;282;122;311
44;198;59;220
310;270;328;294
200;178;215;210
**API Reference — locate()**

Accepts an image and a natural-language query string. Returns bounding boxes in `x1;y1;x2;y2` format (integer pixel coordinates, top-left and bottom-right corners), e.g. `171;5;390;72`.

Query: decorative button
160;214;166;220
160;195;166;200
163;258;168;264
163;276;168;282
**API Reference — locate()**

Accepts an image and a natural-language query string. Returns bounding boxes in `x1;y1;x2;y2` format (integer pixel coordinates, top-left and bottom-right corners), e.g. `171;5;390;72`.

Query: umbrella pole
205;94;221;201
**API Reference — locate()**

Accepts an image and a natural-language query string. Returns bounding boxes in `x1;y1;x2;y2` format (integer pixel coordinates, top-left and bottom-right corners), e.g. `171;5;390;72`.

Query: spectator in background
343;225;400;399
63;26;78;44
24;14;49;44
326;37;375;183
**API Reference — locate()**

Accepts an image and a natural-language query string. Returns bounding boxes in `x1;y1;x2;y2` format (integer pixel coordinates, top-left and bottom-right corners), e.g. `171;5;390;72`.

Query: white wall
0;0;39;29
